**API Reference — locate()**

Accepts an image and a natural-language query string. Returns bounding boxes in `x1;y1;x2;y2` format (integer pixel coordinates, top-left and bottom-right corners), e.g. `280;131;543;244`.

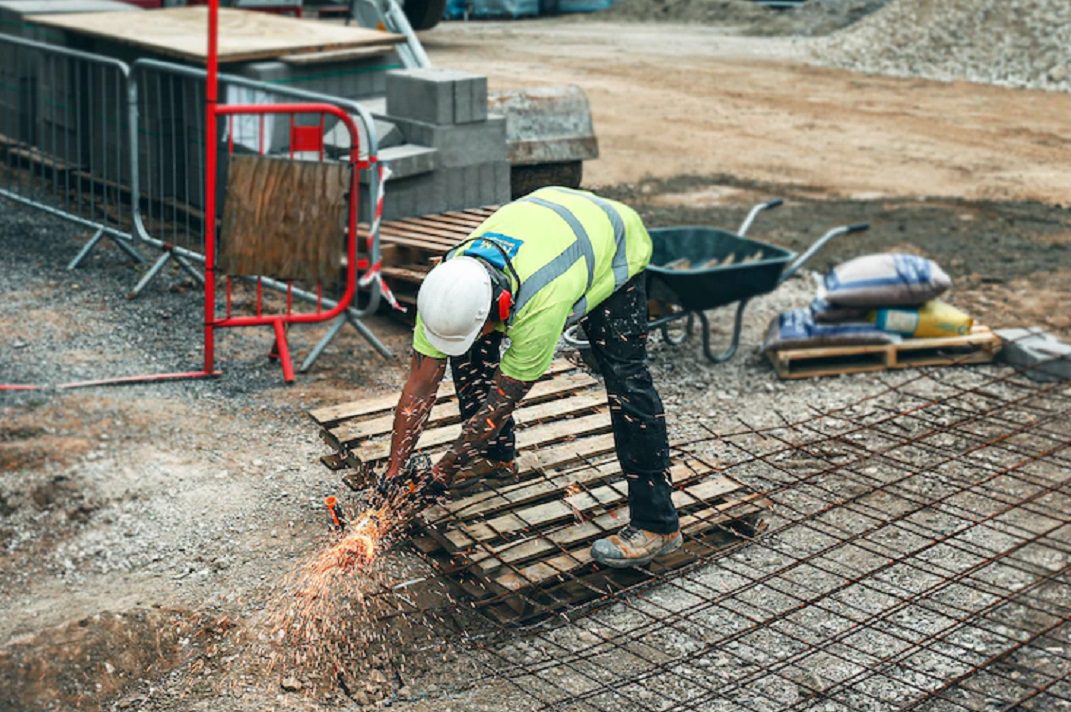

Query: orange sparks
308;509;385;575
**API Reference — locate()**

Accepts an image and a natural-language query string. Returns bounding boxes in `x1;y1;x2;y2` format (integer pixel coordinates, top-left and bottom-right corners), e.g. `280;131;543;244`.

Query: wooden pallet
310;361;769;624
767;325;1002;380
360;206;498;308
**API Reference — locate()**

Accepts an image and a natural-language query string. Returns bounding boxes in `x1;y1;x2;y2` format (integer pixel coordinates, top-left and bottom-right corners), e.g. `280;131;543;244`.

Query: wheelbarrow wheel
659;311;695;346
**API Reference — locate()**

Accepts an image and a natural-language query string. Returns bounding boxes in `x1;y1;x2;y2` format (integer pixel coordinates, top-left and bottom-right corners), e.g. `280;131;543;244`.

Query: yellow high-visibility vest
414;187;653;380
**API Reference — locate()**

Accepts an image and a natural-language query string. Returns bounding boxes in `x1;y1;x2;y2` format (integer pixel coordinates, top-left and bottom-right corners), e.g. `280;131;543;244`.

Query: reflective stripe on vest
509;191;629;325
554;188;630;291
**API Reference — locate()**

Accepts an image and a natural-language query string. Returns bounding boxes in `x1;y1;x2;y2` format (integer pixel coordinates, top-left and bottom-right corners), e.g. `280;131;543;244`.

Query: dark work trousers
450;273;678;534
582;273;677;535
449;330;516;463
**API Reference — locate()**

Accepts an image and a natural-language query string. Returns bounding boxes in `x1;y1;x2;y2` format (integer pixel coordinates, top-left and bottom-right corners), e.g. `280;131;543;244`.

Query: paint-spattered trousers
449;273;679;535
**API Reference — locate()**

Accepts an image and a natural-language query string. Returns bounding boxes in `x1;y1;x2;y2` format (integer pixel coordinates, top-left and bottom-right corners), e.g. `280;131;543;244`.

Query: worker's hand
373;454;444;508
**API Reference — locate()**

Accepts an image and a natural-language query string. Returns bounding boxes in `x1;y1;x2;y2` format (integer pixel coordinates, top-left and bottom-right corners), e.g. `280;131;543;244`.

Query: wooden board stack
362;206;497;310
309;360;769;624
767;324;1002;380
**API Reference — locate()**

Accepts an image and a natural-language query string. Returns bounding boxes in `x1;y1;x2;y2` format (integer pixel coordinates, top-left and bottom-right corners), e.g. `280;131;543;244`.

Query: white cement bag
817;253;951;307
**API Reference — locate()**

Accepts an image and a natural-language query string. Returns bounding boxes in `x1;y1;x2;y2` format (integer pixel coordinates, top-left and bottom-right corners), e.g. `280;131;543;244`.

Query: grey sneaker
590;526;683;568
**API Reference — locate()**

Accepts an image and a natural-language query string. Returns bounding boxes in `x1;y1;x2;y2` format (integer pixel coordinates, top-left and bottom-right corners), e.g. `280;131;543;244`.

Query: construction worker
381;186;680;568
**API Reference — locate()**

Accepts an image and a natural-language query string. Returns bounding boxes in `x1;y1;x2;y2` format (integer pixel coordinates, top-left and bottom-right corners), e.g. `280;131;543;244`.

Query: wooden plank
30;7;402;64
380;265;431;284
346;410;613;473
469;487;765;578
281;45;393;65
377;234;454;252
347;393;609;457
382;222;469;244
441;460;716;551
328;372;598;445
380;225;459;247
307;359;580;426
422;441;621;525
493;486;764;593
401;215;482;231
390;218;472;241
409;214;486;230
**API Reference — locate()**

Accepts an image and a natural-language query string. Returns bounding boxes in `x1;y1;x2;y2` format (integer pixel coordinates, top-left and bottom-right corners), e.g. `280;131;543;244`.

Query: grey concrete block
360;143;437;182
391;114;506;168
386;68;488;126
996;328;1071;382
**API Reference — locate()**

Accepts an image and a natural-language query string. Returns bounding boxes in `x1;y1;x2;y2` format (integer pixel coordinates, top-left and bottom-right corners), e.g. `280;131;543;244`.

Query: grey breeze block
389;114;506;168
386;68;488;126
996;328;1071;383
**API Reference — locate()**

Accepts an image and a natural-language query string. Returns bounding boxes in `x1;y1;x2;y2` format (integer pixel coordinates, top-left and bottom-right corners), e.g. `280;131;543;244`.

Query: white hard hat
417;256;492;356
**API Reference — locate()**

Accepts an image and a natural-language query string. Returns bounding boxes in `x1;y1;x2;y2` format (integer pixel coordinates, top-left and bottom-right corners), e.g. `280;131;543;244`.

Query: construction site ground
2;14;1070;712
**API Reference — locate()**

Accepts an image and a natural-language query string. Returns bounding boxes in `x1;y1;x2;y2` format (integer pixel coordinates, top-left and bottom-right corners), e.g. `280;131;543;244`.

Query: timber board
30;7;402;64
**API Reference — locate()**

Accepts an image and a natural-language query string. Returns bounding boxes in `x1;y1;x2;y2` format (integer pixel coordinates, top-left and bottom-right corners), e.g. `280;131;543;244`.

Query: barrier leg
67;228;105;270
273;319;295;384
347;309;394;358
108;235;146;264
300;313;347;373
174;254;206;284
129;252;172;299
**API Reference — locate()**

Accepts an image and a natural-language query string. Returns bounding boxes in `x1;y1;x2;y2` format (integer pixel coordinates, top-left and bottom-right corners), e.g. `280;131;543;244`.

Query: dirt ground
2;15;1070;712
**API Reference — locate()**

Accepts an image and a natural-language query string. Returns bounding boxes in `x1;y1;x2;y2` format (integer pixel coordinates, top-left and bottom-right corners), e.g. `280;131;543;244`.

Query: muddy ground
2;13;1070;712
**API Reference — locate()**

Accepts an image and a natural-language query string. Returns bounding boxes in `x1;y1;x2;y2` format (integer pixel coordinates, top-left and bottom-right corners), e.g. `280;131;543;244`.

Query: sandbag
762;308;900;353
869;299;973;338
817;253;951;307
810;297;868;324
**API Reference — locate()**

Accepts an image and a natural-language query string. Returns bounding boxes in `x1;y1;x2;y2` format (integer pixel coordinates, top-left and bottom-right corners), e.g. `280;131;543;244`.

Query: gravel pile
813;0;1071;91
600;0;889;36
602;0;771;25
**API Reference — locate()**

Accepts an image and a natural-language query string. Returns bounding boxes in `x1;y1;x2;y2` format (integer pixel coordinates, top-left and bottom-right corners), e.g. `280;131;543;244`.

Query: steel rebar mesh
333;361;1071;711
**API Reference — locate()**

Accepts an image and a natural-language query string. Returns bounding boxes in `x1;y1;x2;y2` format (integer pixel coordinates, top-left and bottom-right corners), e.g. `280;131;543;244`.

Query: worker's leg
449;331;516;463
584;274;678;536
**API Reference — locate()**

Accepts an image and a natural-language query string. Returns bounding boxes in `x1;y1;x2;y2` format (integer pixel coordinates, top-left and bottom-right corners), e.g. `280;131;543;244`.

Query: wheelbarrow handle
778;222;870;285
737;197;784;238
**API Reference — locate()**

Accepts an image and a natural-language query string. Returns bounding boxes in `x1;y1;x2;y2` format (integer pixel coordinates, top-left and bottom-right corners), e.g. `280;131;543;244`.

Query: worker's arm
434;370;533;481
384;351;447;479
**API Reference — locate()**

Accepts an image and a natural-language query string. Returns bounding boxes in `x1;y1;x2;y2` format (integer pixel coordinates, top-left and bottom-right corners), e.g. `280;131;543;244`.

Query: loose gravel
813;0;1071;91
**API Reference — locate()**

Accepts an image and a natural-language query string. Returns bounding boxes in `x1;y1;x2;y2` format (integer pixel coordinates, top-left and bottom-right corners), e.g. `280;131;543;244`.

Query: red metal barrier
204;103;370;383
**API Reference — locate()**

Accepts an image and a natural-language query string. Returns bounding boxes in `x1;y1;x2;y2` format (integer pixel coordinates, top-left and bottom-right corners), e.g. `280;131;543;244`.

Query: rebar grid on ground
336;363;1071;712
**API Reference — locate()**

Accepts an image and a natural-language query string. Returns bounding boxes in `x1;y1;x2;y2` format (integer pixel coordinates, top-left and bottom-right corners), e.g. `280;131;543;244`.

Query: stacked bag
764;253;974;353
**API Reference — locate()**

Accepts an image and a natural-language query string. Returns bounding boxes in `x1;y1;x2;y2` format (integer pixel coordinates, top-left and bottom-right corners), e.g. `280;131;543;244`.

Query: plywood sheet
30;6;402;64
218;154;347;281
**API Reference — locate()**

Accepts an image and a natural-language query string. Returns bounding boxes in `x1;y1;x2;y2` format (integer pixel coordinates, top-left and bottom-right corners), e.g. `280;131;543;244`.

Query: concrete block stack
372;67;511;220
